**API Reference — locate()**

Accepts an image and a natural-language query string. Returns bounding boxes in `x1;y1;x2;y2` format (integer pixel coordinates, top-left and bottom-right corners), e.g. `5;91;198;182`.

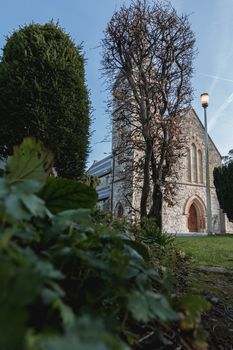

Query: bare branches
102;0;196;226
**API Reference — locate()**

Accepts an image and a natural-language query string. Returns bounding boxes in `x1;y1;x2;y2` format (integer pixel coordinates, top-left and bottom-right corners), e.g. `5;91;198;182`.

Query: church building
88;109;233;234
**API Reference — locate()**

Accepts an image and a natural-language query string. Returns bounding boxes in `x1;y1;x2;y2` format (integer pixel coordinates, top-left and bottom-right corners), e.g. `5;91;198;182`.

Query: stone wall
162;184;222;233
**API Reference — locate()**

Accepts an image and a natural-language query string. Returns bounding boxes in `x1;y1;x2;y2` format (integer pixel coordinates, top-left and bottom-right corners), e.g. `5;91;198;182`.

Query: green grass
176;236;233;269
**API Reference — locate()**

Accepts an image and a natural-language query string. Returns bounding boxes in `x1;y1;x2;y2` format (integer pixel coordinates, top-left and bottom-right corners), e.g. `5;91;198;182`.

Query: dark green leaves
0;247;63;350
0;138;185;350
0;22;90;178
214;162;233;222
39;177;98;213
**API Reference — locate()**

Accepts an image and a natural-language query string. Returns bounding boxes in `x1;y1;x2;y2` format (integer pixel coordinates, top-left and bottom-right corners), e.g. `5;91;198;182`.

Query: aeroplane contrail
199;73;233;84
208;91;233;131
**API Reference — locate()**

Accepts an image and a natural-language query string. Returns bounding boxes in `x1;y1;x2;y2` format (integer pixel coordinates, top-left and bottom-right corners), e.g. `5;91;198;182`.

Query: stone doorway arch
184;195;206;232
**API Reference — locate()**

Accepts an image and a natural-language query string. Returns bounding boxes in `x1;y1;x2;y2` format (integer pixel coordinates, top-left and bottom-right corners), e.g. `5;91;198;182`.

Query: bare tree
102;0;196;228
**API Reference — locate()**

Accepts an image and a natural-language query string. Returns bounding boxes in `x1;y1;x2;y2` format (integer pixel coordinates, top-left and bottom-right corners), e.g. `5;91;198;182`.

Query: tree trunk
140;141;152;220
148;184;163;229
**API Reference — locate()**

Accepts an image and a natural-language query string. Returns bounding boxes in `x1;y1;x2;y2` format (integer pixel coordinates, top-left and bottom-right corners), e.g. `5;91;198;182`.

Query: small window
186;148;191;182
191;143;197;183
198;149;203;183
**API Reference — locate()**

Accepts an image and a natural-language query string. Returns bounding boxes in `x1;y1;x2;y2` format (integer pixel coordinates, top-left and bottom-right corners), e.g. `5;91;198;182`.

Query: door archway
188;204;198;232
184;195;206;232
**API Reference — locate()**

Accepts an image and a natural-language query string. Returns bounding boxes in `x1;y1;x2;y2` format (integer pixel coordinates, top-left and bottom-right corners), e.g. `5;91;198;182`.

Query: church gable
179;109;221;186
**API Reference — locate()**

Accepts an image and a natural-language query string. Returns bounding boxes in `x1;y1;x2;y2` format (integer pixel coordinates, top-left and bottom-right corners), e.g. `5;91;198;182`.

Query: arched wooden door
188;204;198;232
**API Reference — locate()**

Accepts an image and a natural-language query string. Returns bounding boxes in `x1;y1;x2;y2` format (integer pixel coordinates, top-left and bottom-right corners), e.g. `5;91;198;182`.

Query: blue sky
1;0;233;166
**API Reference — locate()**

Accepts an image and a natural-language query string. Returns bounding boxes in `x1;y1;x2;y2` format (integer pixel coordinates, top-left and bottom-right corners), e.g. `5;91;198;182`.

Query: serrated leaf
5;188;48;220
39;177;98;214
5;138;53;187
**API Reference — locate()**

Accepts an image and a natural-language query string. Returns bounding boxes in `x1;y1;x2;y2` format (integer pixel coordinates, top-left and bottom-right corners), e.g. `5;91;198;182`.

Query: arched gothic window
115;202;124;218
186;148;191;182
191;143;197;183
198;149;204;183
186;144;204;184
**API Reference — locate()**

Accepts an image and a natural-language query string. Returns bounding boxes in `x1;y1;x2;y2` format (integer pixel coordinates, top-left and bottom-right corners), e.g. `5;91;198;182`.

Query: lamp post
200;93;213;235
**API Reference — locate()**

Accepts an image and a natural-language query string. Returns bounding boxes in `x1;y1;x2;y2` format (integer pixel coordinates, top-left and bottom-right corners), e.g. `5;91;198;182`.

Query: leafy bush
139;218;175;247
214;163;233;222
0;138;180;350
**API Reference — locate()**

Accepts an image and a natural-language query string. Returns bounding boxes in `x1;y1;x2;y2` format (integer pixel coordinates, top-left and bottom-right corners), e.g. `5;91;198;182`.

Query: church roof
87;155;112;177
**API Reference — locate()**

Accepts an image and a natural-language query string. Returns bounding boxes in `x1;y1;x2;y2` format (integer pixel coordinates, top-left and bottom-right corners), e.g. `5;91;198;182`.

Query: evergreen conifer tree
0;22;90;178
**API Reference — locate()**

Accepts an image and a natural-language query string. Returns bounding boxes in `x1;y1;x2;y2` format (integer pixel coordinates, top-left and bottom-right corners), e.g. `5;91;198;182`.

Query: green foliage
139;217;175;247
0;22;90;178
222;149;233;165
214;162;233;222
0;138;210;350
42;316;130;350
0;138;175;349
79;173;100;189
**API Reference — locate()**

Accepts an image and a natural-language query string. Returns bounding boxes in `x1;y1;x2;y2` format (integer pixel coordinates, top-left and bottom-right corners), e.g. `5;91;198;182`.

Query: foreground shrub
0;138;180;350
214;162;233;222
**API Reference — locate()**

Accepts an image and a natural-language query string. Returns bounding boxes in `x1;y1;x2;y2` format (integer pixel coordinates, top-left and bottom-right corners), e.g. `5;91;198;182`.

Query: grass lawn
175;236;233;348
176;236;233;269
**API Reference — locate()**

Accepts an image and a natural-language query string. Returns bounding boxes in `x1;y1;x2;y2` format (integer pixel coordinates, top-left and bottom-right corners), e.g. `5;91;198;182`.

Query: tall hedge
214;162;233;222
0;22;90;178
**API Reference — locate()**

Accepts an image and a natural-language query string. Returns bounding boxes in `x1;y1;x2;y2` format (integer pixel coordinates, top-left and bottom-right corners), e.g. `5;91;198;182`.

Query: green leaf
146;292;178;321
43;315;130;350
51;209;92;232
128;291;151;322
0;178;9;198
39;177;98;213
5;138;53;187
123;239;150;261
5;186;48;220
128;290;178;323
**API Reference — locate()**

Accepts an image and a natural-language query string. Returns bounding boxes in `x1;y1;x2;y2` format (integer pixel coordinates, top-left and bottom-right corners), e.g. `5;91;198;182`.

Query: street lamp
200;93;213;235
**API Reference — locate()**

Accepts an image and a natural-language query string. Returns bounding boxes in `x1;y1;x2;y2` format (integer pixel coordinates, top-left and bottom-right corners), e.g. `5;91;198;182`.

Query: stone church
88;109;233;234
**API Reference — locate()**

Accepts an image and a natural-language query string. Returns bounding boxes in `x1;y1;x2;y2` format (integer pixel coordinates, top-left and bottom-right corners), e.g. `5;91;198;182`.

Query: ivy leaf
5;138;53;188
39;177;98;214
